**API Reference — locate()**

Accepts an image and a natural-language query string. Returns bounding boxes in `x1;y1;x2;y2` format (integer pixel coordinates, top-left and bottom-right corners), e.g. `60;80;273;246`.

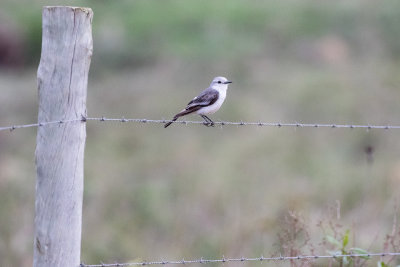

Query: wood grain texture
34;6;92;267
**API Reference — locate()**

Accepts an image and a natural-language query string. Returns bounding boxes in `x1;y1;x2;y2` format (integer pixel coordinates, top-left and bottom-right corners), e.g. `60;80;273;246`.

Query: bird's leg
204;115;215;126
200;115;210;126
201;115;214;127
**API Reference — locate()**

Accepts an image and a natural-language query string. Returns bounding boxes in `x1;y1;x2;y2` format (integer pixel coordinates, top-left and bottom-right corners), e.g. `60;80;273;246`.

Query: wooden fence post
34;6;93;267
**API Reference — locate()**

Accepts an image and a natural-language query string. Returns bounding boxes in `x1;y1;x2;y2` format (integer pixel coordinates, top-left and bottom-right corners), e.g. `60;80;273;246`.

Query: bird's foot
203;122;214;127
201;115;215;127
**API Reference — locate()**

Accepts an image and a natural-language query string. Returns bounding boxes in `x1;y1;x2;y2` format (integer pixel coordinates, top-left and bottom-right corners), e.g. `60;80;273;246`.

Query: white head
210;76;232;90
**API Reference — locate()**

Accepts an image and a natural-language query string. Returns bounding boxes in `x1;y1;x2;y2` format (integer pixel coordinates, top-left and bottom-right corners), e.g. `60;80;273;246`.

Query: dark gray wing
185;88;219;110
164;88;219;128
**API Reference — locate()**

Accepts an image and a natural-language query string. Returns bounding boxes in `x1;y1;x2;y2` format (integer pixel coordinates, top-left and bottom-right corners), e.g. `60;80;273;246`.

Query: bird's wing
186;88;219;110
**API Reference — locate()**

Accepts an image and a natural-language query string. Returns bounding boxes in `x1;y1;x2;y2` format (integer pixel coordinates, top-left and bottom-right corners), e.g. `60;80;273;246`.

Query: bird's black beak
224;81;232;84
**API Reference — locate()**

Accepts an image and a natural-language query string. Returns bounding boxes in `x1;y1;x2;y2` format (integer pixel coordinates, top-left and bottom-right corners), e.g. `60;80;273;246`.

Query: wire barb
79;252;400;267
1;117;400;132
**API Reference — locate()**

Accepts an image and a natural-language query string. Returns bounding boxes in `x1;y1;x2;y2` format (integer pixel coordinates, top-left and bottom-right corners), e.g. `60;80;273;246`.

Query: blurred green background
1;0;400;266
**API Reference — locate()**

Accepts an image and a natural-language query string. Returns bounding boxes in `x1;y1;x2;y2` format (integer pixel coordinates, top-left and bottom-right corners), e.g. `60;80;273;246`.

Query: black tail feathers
164;109;197;128
164;115;179;128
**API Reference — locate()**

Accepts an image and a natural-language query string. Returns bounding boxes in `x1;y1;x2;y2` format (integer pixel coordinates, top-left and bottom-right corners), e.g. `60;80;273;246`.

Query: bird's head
210;76;232;90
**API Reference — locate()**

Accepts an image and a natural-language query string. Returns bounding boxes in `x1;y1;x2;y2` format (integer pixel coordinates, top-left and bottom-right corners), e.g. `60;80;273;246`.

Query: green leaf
342;229;350;248
377;261;389;267
326;235;342;248
350;248;370;259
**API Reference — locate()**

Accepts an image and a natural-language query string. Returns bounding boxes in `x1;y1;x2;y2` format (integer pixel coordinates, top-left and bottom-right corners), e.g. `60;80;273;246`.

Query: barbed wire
3;117;399;266
0;118;83;132
80;252;400;267
1;116;400;133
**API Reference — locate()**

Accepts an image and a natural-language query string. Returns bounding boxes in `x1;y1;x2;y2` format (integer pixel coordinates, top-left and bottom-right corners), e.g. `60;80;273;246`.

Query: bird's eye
217;81;222;84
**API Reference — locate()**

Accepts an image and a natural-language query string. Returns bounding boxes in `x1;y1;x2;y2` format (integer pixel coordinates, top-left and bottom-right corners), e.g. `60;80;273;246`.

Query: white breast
196;88;227;115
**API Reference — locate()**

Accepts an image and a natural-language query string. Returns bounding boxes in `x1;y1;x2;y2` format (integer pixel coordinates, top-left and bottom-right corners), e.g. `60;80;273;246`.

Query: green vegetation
1;0;400;266
3;0;400;68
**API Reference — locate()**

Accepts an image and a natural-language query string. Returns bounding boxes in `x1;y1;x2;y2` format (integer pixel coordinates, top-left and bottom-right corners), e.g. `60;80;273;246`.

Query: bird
164;76;232;128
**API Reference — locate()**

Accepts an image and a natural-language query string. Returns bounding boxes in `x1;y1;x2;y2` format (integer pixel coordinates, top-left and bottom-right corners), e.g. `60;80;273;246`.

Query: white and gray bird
164;76;232;128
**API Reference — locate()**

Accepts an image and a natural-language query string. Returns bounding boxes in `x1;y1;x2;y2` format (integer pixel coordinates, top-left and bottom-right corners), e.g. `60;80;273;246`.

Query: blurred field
1;0;400;266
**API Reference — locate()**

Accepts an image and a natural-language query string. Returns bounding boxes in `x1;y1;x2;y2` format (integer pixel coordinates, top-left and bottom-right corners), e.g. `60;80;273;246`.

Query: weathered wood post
34;6;93;267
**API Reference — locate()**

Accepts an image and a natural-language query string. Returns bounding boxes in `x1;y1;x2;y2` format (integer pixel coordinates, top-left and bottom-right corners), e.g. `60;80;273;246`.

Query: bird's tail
164;109;194;128
164;115;179;128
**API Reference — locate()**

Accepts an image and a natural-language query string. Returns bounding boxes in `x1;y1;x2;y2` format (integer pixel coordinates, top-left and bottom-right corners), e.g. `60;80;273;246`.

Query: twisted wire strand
80;252;400;266
1;116;400;132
